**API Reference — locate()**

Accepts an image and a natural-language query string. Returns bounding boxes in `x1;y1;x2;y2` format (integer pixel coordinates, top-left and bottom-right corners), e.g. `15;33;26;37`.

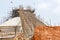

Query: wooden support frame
0;26;20;38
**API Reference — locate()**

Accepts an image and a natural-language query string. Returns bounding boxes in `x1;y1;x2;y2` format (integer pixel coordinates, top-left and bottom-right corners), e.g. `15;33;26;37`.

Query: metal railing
0;17;11;24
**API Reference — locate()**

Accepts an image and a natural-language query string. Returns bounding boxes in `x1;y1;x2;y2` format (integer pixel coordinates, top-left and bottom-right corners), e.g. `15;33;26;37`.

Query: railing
0;26;20;38
0;17;11;24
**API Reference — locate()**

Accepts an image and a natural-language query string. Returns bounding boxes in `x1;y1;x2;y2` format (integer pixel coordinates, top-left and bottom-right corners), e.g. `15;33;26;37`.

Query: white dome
0;17;21;26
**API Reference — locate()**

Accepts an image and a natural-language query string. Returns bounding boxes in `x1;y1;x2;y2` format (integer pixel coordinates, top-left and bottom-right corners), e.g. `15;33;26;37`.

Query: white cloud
52;0;60;4
53;6;60;13
37;3;48;9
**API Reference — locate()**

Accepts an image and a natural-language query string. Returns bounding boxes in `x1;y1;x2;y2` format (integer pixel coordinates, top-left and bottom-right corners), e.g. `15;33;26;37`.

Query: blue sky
0;0;60;26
